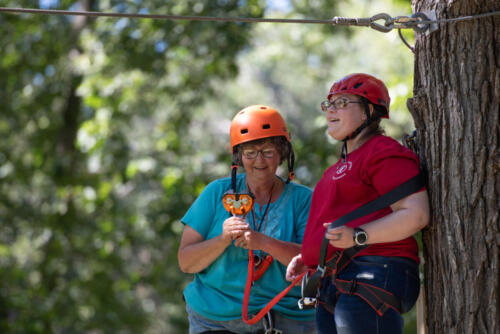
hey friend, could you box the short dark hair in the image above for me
[233,136,291,166]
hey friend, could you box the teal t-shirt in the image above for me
[182,174,315,321]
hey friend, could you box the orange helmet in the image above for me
[230,105,290,153]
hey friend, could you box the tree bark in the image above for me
[408,1,499,333]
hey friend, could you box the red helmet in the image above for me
[230,105,290,153]
[328,73,390,118]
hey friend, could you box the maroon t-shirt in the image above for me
[302,135,423,267]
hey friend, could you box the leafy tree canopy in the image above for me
[0,0,416,332]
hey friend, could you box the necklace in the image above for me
[247,179,275,233]
[247,178,277,266]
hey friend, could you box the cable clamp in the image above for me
[392,11,439,34]
[331,16,370,27]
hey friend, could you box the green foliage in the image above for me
[0,0,419,332]
[0,1,262,332]
[193,0,415,186]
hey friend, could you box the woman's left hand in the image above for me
[286,254,307,282]
[323,224,355,249]
[234,230,264,250]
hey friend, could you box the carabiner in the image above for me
[370,13,394,33]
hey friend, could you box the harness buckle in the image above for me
[298,297,317,310]
[298,270,320,309]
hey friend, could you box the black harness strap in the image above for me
[335,278,402,315]
[318,171,426,268]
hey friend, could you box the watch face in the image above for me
[355,229,367,245]
[356,232,367,244]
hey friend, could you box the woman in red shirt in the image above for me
[286,73,430,333]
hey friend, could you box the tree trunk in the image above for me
[408,1,499,333]
[55,0,94,179]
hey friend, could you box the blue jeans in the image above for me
[186,303,317,334]
[316,256,420,334]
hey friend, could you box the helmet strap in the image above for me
[341,138,349,163]
[341,103,372,162]
[231,163,239,193]
[286,144,295,184]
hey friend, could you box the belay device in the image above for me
[222,166,255,217]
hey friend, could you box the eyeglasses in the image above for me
[242,148,276,159]
[320,97,362,112]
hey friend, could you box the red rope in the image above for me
[242,250,306,325]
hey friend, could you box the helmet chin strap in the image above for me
[341,103,372,163]
[286,143,295,184]
[231,162,239,192]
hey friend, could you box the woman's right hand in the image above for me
[222,216,250,245]
[286,254,306,282]
[178,218,250,274]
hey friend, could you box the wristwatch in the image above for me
[353,227,368,246]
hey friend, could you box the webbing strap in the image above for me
[318,171,425,267]
[301,270,322,300]
[230,165,238,192]
[335,278,402,315]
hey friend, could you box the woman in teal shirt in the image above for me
[178,105,316,334]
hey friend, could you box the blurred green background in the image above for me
[0,0,419,332]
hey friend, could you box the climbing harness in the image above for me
[298,171,426,315]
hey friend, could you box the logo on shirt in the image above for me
[332,161,352,180]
